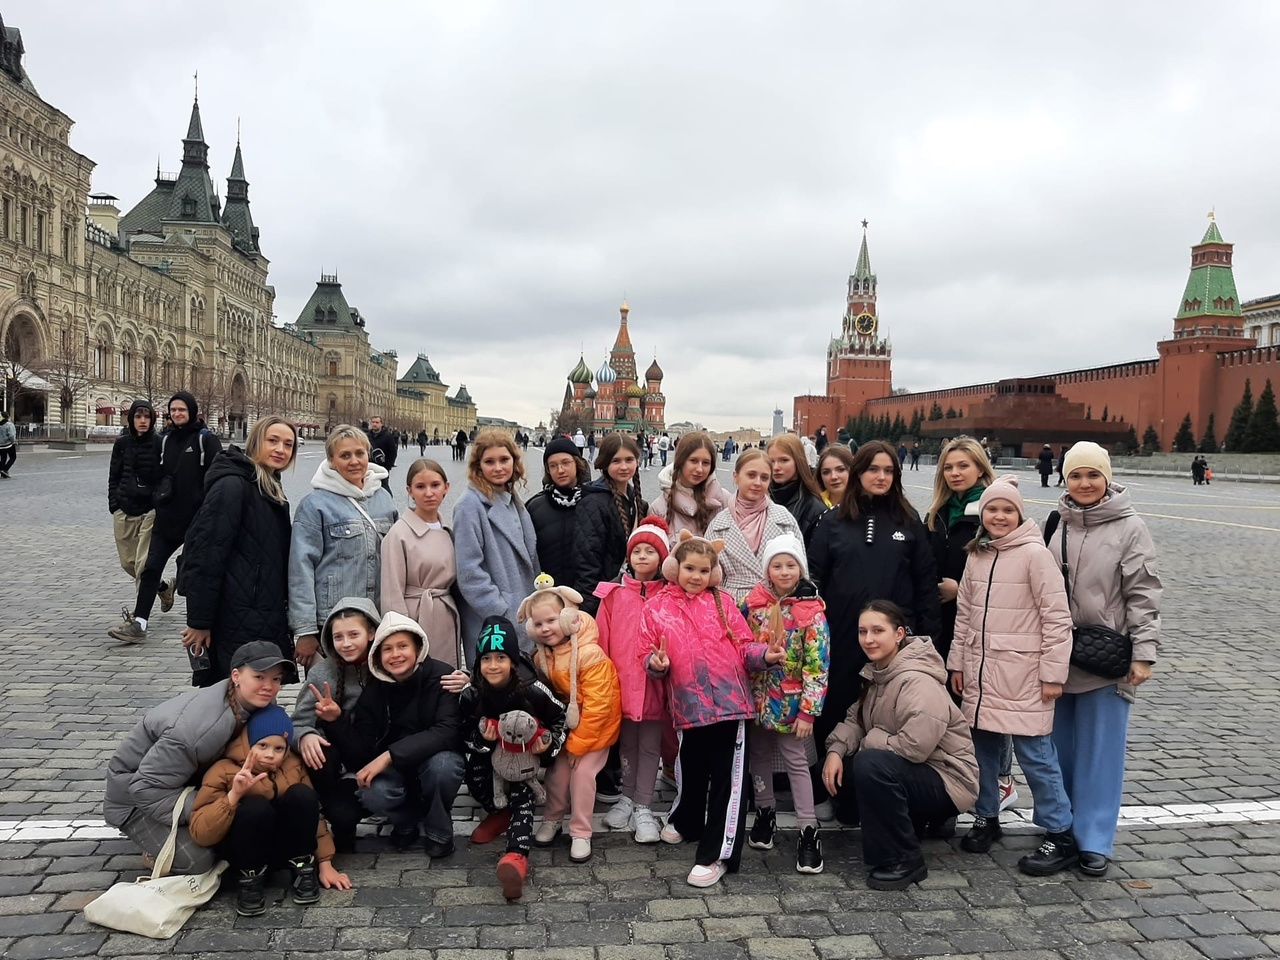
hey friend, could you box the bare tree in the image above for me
[31,332,94,431]
[0,339,34,420]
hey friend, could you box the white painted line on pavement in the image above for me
[56,456,83,460]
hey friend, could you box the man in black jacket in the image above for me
[108,391,221,644]
[108,399,161,591]
[367,415,397,491]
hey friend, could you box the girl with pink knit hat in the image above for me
[948,475,1078,876]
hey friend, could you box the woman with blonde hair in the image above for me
[453,429,540,665]
[289,424,398,671]
[767,434,827,547]
[652,432,729,543]
[705,449,802,600]
[184,416,300,684]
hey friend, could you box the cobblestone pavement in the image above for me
[2,443,1278,958]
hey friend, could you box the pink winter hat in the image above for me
[979,474,1025,520]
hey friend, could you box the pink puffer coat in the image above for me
[595,575,667,722]
[947,519,1072,737]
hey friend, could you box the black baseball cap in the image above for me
[231,641,293,672]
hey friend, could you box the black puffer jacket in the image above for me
[928,503,981,664]
[181,446,293,684]
[769,478,829,548]
[153,419,222,540]
[108,399,160,516]
[807,499,941,734]
[571,477,648,616]
[526,485,581,591]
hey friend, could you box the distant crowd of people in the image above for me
[100,396,1161,917]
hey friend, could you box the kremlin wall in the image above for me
[795,220,1276,457]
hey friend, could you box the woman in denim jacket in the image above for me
[289,425,398,671]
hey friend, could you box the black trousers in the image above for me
[220,784,320,872]
[0,446,15,472]
[834,748,957,868]
[668,720,748,871]
[811,674,863,804]
[308,752,367,840]
[134,531,183,620]
[465,751,535,856]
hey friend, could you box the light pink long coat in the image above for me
[947,519,1072,737]
[380,512,461,668]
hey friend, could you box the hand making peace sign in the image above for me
[648,635,670,674]
[308,682,341,722]
[227,754,267,805]
[763,632,787,666]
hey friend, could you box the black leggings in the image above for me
[219,784,320,871]
[0,446,14,473]
[466,751,535,856]
[308,752,366,840]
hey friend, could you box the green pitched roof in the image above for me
[163,99,221,224]
[1177,222,1240,320]
[220,142,259,253]
[1202,220,1224,244]
[296,276,360,329]
[400,353,442,386]
[853,228,873,280]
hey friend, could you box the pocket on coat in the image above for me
[327,521,363,559]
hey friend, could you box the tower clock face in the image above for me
[854,312,876,336]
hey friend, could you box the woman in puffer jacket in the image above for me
[1046,443,1161,878]
[949,476,1076,877]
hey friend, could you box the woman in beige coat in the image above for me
[381,460,462,668]
[948,475,1077,877]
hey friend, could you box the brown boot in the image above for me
[496,852,527,900]
[470,809,512,845]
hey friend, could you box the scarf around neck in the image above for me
[548,484,582,509]
[942,484,984,529]
[310,459,388,500]
[729,491,770,553]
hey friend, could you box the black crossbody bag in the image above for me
[1056,520,1132,680]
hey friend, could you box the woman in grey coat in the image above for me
[453,429,540,667]
[102,642,291,873]
[288,425,397,670]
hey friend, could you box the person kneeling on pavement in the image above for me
[821,601,978,891]
[189,705,352,916]
[326,612,465,857]
[102,641,292,875]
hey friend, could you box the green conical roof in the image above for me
[853,228,873,280]
[568,354,592,384]
[1176,221,1240,320]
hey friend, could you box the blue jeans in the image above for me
[972,729,1072,833]
[1053,686,1130,856]
[358,751,465,843]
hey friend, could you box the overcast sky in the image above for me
[15,2,1280,431]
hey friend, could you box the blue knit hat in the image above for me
[247,704,294,746]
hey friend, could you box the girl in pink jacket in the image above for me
[641,531,783,889]
[948,476,1077,877]
[595,516,670,844]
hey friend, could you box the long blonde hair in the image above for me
[245,415,298,505]
[926,436,995,531]
[766,434,824,500]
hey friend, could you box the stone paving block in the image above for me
[34,870,117,894]
[4,933,109,959]
[703,916,771,939]
[1130,915,1195,939]
[745,938,819,960]
[811,935,883,959]
[1236,910,1280,934]
[1064,945,1144,960]
[666,944,749,960]
[1140,894,1213,917]
[646,897,708,920]
[866,932,954,956]
[705,893,781,917]
[631,919,705,943]
[1190,935,1272,958]
[335,925,411,949]
[408,925,480,949]
[0,912,71,937]
[1132,943,1210,960]
[96,932,181,956]
[588,899,649,921]
[766,913,836,938]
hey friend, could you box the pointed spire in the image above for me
[853,219,872,279]
[185,96,205,144]
[229,140,246,181]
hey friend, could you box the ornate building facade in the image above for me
[0,16,475,439]
[560,301,666,434]
[794,217,1280,457]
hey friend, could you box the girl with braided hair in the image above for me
[570,433,647,617]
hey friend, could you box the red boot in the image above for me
[470,809,512,845]
[496,852,527,900]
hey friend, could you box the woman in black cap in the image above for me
[102,641,292,874]
[525,437,592,590]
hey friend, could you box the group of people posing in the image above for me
[103,405,1161,912]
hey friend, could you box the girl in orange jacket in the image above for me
[519,577,622,863]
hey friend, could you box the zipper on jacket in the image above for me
[973,551,998,728]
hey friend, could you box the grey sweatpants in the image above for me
[120,810,217,875]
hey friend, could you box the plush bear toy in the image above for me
[483,709,550,809]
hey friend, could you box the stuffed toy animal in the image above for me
[483,710,550,808]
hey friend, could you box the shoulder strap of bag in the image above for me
[350,497,380,534]
[1043,510,1060,545]
[151,786,195,880]
[1059,522,1072,598]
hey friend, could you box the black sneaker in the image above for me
[235,866,268,917]
[1018,831,1079,876]
[796,825,823,874]
[749,806,776,850]
[422,836,455,859]
[389,824,418,850]
[288,855,321,904]
[926,816,957,839]
[960,815,1002,853]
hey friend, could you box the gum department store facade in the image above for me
[795,219,1280,457]
[0,18,475,439]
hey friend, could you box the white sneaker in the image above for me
[687,861,727,887]
[632,806,660,844]
[603,796,635,831]
[533,820,562,846]
[998,776,1019,812]
[660,821,683,844]
[814,800,835,822]
[569,837,592,862]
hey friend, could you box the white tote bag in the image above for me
[84,788,229,939]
